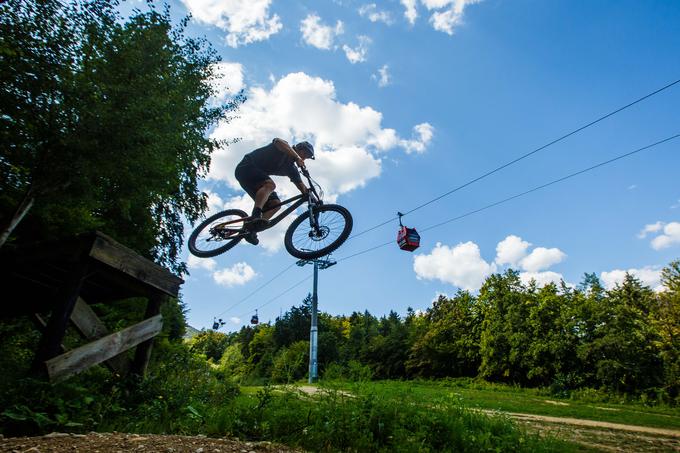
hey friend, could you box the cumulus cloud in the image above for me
[229,317,241,324]
[638,221,664,239]
[495,235,531,266]
[519,271,566,288]
[420,0,481,34]
[343,36,371,63]
[359,4,393,24]
[208,71,433,202]
[187,254,217,271]
[600,267,663,292]
[300,14,344,50]
[209,62,244,106]
[401,0,418,24]
[180,0,282,47]
[651,222,680,250]
[213,262,257,287]
[372,65,391,87]
[413,242,496,291]
[400,123,434,154]
[520,247,567,272]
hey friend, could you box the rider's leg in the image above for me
[253,179,276,211]
[262,193,281,221]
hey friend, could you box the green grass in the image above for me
[204,384,585,452]
[328,380,680,431]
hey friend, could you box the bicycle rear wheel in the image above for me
[188,209,248,258]
[284,204,353,259]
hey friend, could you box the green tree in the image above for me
[478,270,532,383]
[580,273,663,393]
[271,340,309,383]
[652,261,680,399]
[188,330,229,362]
[0,0,243,273]
[407,293,481,378]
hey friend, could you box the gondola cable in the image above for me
[347,77,680,241]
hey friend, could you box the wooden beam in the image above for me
[89,233,183,297]
[70,298,129,375]
[31,261,89,374]
[131,295,165,377]
[45,314,163,382]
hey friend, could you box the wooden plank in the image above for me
[88,233,183,297]
[131,295,165,377]
[45,314,163,383]
[70,298,130,375]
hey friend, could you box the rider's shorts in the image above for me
[235,161,280,207]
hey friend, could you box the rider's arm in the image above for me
[273,138,304,168]
[294,180,309,195]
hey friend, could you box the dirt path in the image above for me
[0,432,302,453]
[477,410,680,452]
[479,409,680,438]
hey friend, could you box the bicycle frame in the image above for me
[216,170,321,236]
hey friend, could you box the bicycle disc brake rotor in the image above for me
[308,225,330,241]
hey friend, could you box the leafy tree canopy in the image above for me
[0,0,244,273]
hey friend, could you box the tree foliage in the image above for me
[0,0,243,273]
[208,260,680,403]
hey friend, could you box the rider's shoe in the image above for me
[247,208,270,231]
[244,231,259,245]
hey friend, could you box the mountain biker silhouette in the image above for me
[234,138,315,245]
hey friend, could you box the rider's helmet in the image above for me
[294,141,315,159]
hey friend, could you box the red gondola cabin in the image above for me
[397,226,420,251]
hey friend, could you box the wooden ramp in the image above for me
[0,231,183,382]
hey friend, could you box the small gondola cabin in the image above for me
[250,311,259,325]
[397,226,420,252]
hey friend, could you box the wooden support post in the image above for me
[131,294,166,377]
[31,261,89,375]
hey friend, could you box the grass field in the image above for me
[226,382,586,452]
[330,380,680,430]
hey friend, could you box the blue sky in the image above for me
[143,0,680,330]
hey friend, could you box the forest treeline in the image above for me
[192,264,680,403]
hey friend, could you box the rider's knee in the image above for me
[261,179,276,191]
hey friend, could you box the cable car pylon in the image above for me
[296,256,337,383]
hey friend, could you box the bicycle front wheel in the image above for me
[188,209,248,258]
[284,204,353,259]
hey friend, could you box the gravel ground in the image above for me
[0,432,303,453]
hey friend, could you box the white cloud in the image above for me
[600,267,663,292]
[651,222,680,250]
[359,4,393,24]
[638,221,664,239]
[300,14,344,50]
[213,262,257,287]
[671,199,680,209]
[343,35,371,63]
[519,271,566,288]
[208,71,432,202]
[372,64,391,87]
[627,184,637,190]
[413,241,496,291]
[229,317,241,324]
[399,123,434,154]
[421,0,481,35]
[495,235,531,266]
[401,0,418,24]
[520,247,566,272]
[187,254,217,271]
[210,62,244,105]
[180,0,282,48]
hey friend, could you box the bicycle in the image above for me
[188,168,353,260]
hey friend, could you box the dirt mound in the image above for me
[0,432,302,453]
